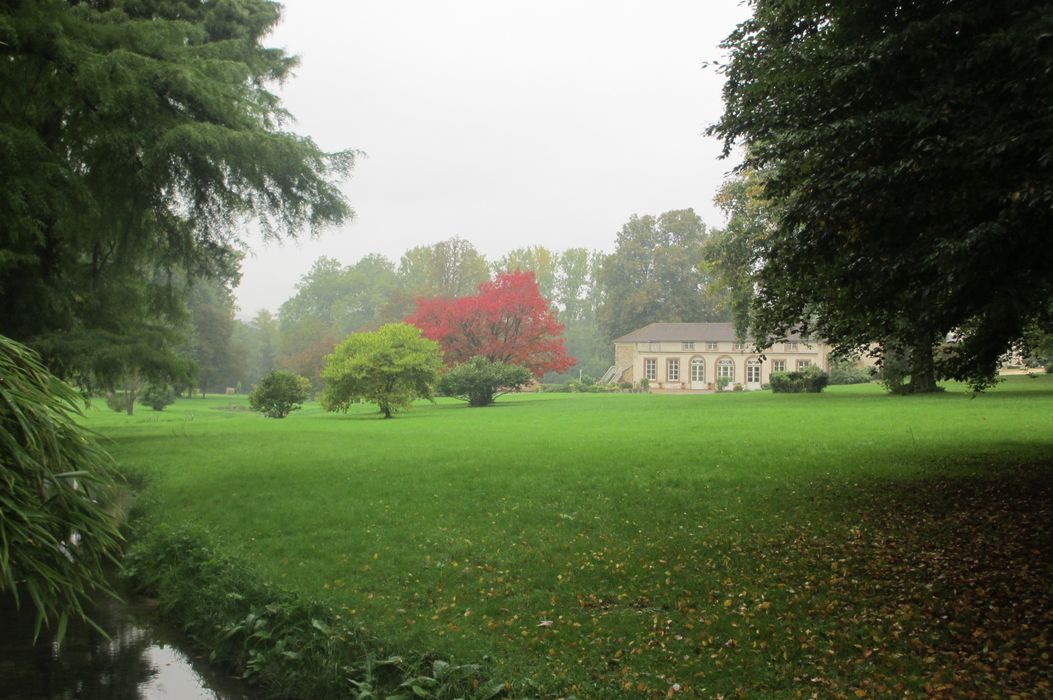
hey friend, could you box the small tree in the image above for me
[104,373,148,415]
[439,357,533,407]
[249,370,311,419]
[321,323,442,419]
[138,384,176,411]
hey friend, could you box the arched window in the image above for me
[717,358,735,381]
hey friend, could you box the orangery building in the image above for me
[610,322,831,392]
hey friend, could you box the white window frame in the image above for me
[772,359,787,373]
[705,341,719,351]
[717,358,735,380]
[682,342,694,350]
[746,359,761,383]
[644,358,657,381]
[797,359,812,370]
[784,342,799,352]
[690,358,705,382]
[667,358,680,381]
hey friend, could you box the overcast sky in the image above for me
[235,0,751,317]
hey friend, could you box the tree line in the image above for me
[200,212,740,399]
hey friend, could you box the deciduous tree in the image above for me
[597,210,729,342]
[709,0,1053,391]
[233,310,281,389]
[321,323,443,419]
[399,238,490,299]
[493,246,558,302]
[276,320,337,390]
[703,170,777,338]
[280,254,400,344]
[408,271,574,377]
[183,278,239,397]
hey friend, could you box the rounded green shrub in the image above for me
[770,366,829,393]
[439,357,532,407]
[249,370,311,418]
[139,384,176,411]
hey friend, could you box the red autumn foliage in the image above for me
[407,270,574,377]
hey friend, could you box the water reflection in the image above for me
[0,594,251,699]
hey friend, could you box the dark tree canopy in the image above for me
[703,170,777,340]
[710,0,1053,390]
[0,0,355,385]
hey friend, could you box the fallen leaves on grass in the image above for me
[523,465,1053,697]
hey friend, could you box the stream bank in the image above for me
[0,591,253,700]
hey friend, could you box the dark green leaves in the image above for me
[0,0,355,383]
[710,0,1053,390]
[0,334,122,643]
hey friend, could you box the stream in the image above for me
[0,592,253,700]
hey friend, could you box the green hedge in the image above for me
[769,366,829,393]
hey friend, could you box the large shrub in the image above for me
[0,334,122,640]
[768,371,798,393]
[249,370,311,418]
[138,384,176,411]
[770,365,829,393]
[438,357,532,407]
[828,360,873,386]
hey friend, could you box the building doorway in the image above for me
[746,358,762,390]
[690,358,705,390]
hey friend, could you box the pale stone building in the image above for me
[611,322,831,392]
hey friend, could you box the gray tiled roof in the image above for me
[615,322,817,344]
[614,322,748,343]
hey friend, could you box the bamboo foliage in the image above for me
[0,334,123,641]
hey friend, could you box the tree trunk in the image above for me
[469,391,494,407]
[907,332,939,393]
[124,391,135,415]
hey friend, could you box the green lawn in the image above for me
[89,378,1053,698]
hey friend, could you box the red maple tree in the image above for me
[407,270,574,377]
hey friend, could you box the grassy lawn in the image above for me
[89,378,1053,698]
